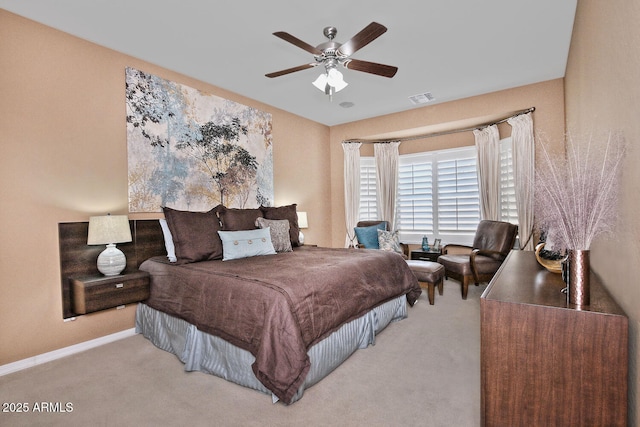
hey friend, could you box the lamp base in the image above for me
[97,243,126,276]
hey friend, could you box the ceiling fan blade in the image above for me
[265,63,317,78]
[345,59,398,78]
[273,31,323,55]
[337,22,388,57]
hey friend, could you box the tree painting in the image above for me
[125,67,273,212]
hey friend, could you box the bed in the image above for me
[129,205,421,404]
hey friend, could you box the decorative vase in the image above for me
[566,249,590,307]
[422,236,429,251]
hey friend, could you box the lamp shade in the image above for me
[297,212,308,229]
[87,215,132,276]
[87,215,132,245]
[297,212,308,245]
[312,74,328,92]
[327,68,347,92]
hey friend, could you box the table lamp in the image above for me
[87,214,132,276]
[297,212,308,245]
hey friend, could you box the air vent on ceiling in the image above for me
[408,92,435,105]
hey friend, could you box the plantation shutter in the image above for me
[359,158,378,221]
[437,154,480,232]
[499,137,519,224]
[397,158,434,233]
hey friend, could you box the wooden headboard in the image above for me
[58,219,166,319]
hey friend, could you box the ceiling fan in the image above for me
[265,22,398,97]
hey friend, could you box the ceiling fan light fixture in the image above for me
[312,67,347,95]
[312,73,328,92]
[327,68,347,92]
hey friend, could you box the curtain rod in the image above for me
[344,107,535,144]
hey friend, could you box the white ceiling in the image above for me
[1,0,577,126]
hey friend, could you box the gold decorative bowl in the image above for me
[535,242,565,274]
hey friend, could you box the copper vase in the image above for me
[566,249,590,307]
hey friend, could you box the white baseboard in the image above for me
[0,328,137,377]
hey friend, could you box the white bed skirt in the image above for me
[135,295,408,403]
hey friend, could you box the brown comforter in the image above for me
[139,246,421,403]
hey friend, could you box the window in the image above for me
[436,152,481,234]
[360,141,516,246]
[396,147,480,244]
[397,157,433,233]
[359,157,377,221]
[499,137,518,224]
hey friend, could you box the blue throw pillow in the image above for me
[217,228,276,261]
[354,222,387,249]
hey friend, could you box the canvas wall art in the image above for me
[125,67,273,212]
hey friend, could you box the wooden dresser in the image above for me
[480,250,628,427]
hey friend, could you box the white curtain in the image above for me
[507,112,535,250]
[473,125,501,221]
[343,142,362,247]
[374,141,401,230]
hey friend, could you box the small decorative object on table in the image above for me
[534,242,565,274]
[421,236,429,251]
[433,238,442,251]
[565,249,590,306]
[534,131,625,308]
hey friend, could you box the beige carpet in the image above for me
[0,279,486,427]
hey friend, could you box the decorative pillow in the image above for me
[255,217,292,253]
[378,229,403,255]
[159,219,177,262]
[354,222,387,249]
[261,204,300,247]
[162,206,223,264]
[217,228,277,261]
[218,207,263,231]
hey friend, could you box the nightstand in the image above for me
[70,271,150,315]
[410,249,442,262]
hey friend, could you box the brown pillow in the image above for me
[261,204,300,246]
[218,207,263,231]
[162,206,223,263]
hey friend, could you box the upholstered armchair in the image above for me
[437,220,518,299]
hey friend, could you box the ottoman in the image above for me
[405,260,445,305]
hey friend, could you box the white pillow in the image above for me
[377,229,403,255]
[159,219,177,262]
[217,228,276,261]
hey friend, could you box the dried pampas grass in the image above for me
[535,131,625,252]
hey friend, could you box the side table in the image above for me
[410,249,442,262]
[70,271,150,315]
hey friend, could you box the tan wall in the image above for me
[0,10,330,365]
[328,79,566,248]
[4,2,635,419]
[564,1,640,423]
